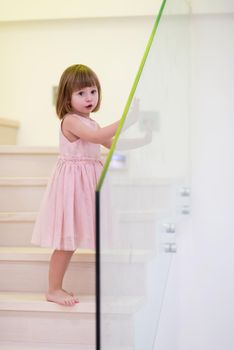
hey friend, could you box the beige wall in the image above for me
[0,0,233,146]
[0,16,155,145]
[0,0,162,21]
[0,0,233,22]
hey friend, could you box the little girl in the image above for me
[31,64,119,306]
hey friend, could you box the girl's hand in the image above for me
[122,98,140,131]
[128,98,140,124]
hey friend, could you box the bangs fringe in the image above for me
[72,67,98,91]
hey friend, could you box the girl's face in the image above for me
[70,85,99,117]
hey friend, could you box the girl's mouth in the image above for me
[86,104,93,109]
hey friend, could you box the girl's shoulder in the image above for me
[64,113,95,122]
[62,113,98,128]
[62,113,84,125]
[63,113,81,120]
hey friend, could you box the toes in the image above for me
[64,296,76,306]
[74,296,79,303]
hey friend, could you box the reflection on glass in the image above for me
[96,0,190,349]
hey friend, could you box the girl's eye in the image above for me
[91,89,97,94]
[78,91,84,96]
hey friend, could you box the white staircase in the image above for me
[0,146,150,350]
[0,146,97,349]
[0,145,180,349]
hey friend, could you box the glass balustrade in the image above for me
[96,0,190,348]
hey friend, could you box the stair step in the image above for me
[0,292,143,314]
[0,246,151,263]
[113,209,169,250]
[0,212,36,222]
[0,177,176,212]
[0,210,168,249]
[0,177,48,186]
[0,178,48,212]
[0,346,133,350]
[0,146,107,178]
[0,292,94,313]
[0,292,141,347]
[0,247,149,295]
[0,212,37,246]
[0,247,95,294]
[0,292,95,345]
[0,146,58,155]
[0,146,58,177]
[110,179,175,211]
[0,246,95,262]
[0,343,96,350]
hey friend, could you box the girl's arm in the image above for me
[96,124,113,149]
[101,138,113,149]
[63,115,119,144]
[122,98,140,132]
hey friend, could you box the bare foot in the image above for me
[62,289,79,303]
[46,289,79,306]
[62,288,73,296]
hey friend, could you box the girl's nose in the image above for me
[86,94,92,101]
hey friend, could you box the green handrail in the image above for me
[96,0,167,191]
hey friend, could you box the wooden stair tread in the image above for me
[0,246,95,262]
[0,343,95,350]
[0,246,152,263]
[0,291,144,314]
[0,177,49,186]
[0,342,133,350]
[0,146,58,155]
[0,292,94,313]
[0,212,37,222]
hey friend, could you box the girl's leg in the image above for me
[46,249,78,306]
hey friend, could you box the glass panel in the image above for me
[96,0,190,349]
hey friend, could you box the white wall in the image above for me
[179,13,234,350]
[191,0,234,14]
[156,13,234,350]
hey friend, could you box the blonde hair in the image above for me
[56,64,101,119]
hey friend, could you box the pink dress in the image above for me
[31,115,103,251]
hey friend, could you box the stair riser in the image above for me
[0,261,146,296]
[0,220,158,249]
[0,154,58,177]
[0,261,95,295]
[111,221,158,250]
[111,185,173,211]
[102,315,134,347]
[0,186,45,212]
[0,184,174,212]
[0,312,133,346]
[0,311,95,345]
[0,222,34,246]
[100,263,146,296]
